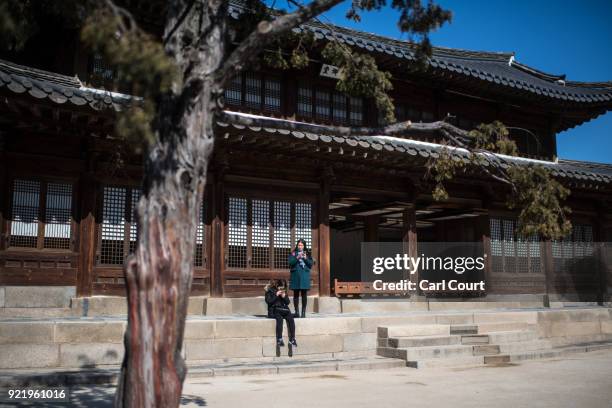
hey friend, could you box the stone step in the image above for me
[461,334,490,345]
[484,341,612,365]
[0,356,406,387]
[0,308,74,318]
[450,322,533,335]
[450,325,478,335]
[487,330,538,343]
[473,344,500,356]
[378,344,474,360]
[497,340,553,354]
[378,324,450,339]
[460,330,538,345]
[406,355,485,369]
[387,335,461,348]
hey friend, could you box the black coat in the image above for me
[265,286,291,318]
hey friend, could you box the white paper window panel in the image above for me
[102,187,127,240]
[11,180,41,237]
[228,197,248,246]
[295,202,312,248]
[251,199,270,247]
[273,201,291,247]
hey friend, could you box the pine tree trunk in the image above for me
[114,1,226,406]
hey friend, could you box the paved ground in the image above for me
[5,350,612,407]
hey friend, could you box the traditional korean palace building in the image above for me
[1,3,611,305]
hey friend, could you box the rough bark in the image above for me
[110,0,414,406]
[114,1,227,406]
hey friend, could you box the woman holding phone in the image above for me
[288,238,313,318]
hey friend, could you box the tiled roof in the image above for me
[218,111,612,186]
[228,2,612,107]
[0,59,134,111]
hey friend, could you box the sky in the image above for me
[280,0,612,164]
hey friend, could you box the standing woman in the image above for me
[288,238,313,318]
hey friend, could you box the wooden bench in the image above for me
[333,278,409,297]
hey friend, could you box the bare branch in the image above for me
[163,0,197,45]
[102,0,138,34]
[216,0,344,86]
[221,110,474,137]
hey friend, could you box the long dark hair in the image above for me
[293,238,309,256]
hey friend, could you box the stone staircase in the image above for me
[377,321,612,368]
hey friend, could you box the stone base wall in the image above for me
[1,307,611,370]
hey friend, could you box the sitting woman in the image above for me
[264,279,298,347]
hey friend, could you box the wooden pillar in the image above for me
[0,133,6,251]
[364,215,380,242]
[318,167,333,297]
[76,152,98,297]
[541,239,554,307]
[594,212,607,305]
[210,162,227,298]
[402,206,418,292]
[477,214,491,295]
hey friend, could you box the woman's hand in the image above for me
[276,290,282,296]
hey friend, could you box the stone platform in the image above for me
[1,305,611,383]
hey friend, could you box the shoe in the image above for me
[294,311,300,318]
[289,338,298,347]
[301,308,306,318]
[277,338,285,347]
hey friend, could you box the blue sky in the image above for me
[281,0,612,163]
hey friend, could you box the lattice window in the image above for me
[9,179,41,248]
[295,202,312,249]
[552,224,594,273]
[9,179,74,250]
[273,201,291,269]
[99,186,141,265]
[224,75,242,106]
[43,182,73,249]
[91,53,114,80]
[194,201,206,267]
[264,77,282,112]
[490,217,541,274]
[332,92,347,123]
[297,85,313,117]
[349,96,363,125]
[226,197,313,269]
[251,199,270,268]
[245,72,262,110]
[100,187,126,265]
[315,89,331,121]
[228,197,248,268]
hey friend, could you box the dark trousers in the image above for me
[293,289,308,314]
[273,308,295,339]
